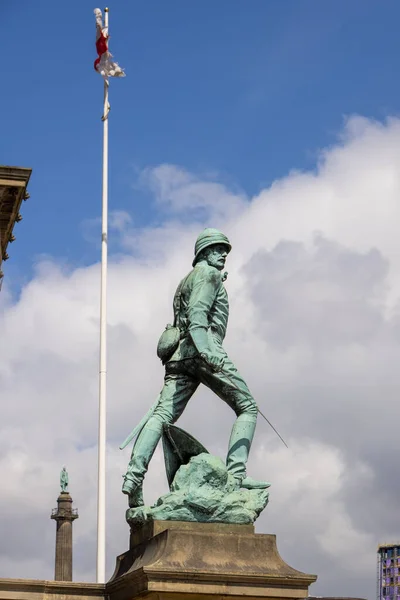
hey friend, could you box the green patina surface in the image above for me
[126,453,269,526]
[121,229,270,522]
[60,467,68,493]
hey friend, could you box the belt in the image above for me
[179,328,223,344]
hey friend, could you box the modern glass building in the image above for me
[377,543,400,600]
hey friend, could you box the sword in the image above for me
[120,366,289,450]
[210,362,289,449]
[119,393,160,450]
[257,407,288,448]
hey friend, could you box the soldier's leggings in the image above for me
[124,352,258,488]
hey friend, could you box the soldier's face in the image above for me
[205,244,229,270]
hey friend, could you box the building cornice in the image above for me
[0,165,32,282]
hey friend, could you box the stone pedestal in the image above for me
[107,521,317,600]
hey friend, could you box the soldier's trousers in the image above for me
[124,352,258,490]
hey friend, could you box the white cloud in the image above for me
[139,163,247,220]
[2,115,400,598]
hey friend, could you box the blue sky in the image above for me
[3,0,400,288]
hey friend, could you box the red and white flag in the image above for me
[94,8,125,78]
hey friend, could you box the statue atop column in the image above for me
[121,228,272,525]
[60,466,69,494]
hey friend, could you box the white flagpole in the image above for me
[96,5,109,584]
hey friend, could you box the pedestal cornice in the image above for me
[108,521,317,600]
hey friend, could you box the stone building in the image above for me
[0,165,31,286]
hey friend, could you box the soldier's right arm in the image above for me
[187,266,223,370]
[187,266,220,330]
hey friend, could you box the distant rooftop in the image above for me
[378,542,400,551]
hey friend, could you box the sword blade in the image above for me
[257,407,289,448]
[215,368,289,449]
[119,394,161,450]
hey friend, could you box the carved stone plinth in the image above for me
[107,520,317,600]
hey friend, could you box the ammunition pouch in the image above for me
[156,324,181,364]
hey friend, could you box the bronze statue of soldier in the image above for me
[122,228,270,507]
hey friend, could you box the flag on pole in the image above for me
[94,8,125,78]
[93,6,125,583]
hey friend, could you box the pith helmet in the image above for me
[192,228,232,266]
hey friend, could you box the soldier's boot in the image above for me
[122,479,144,508]
[122,421,162,507]
[226,414,271,490]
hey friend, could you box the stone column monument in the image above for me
[50,468,79,581]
